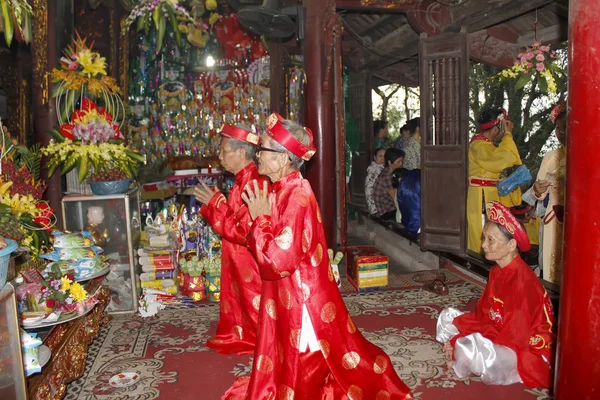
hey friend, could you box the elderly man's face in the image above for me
[257,136,286,179]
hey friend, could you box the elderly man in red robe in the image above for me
[437,200,555,389]
[223,113,412,399]
[194,124,269,355]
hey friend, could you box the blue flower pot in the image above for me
[88,179,131,195]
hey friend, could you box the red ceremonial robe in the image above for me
[200,162,269,355]
[450,255,555,388]
[223,171,412,400]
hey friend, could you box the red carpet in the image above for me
[66,270,551,400]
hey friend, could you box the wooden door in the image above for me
[348,72,373,206]
[419,31,469,254]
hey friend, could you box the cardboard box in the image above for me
[346,246,388,292]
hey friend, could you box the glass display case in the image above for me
[61,189,141,314]
[0,283,27,400]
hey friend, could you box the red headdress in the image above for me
[486,201,531,252]
[550,101,567,125]
[265,112,316,161]
[480,107,508,131]
[220,123,260,145]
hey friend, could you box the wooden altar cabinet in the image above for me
[26,278,111,399]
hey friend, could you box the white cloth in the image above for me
[436,307,523,386]
[299,304,319,353]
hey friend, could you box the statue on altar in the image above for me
[86,206,109,247]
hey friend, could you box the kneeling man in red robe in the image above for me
[437,201,555,388]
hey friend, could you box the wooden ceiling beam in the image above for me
[452,0,555,33]
[371,61,419,87]
[357,15,399,37]
[516,24,568,47]
[336,0,418,12]
[356,24,420,70]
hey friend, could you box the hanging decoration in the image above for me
[0,0,32,46]
[490,11,564,95]
[126,4,270,162]
[123,0,194,53]
[50,33,125,128]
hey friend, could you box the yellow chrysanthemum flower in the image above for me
[69,282,88,302]
[206,0,217,11]
[209,12,220,25]
[61,276,72,292]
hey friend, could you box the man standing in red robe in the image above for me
[223,113,412,399]
[437,201,555,388]
[194,124,269,355]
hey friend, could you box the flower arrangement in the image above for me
[39,272,89,314]
[43,99,144,183]
[491,41,564,95]
[51,33,124,126]
[0,0,32,46]
[21,264,95,316]
[0,119,53,258]
[123,0,195,52]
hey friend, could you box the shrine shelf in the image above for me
[26,277,111,399]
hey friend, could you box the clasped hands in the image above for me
[241,180,270,220]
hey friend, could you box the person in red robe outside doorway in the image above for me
[436,200,555,388]
[222,112,412,400]
[194,124,269,355]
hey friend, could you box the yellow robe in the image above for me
[534,147,566,284]
[467,132,523,254]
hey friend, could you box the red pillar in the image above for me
[555,2,600,398]
[303,0,337,246]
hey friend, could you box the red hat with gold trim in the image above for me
[486,201,531,252]
[265,112,316,161]
[220,123,260,146]
[480,107,508,131]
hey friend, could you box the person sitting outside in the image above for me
[400,118,421,170]
[365,148,386,215]
[373,120,389,149]
[436,201,554,389]
[467,107,522,254]
[393,123,411,150]
[390,168,403,224]
[373,148,404,220]
[396,168,421,235]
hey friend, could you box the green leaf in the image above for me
[78,154,89,182]
[167,7,181,46]
[537,73,548,93]
[514,73,531,91]
[60,152,79,175]
[153,6,161,30]
[48,128,66,142]
[46,158,61,177]
[125,149,145,163]
[144,14,150,35]
[137,12,145,32]
[157,13,166,53]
